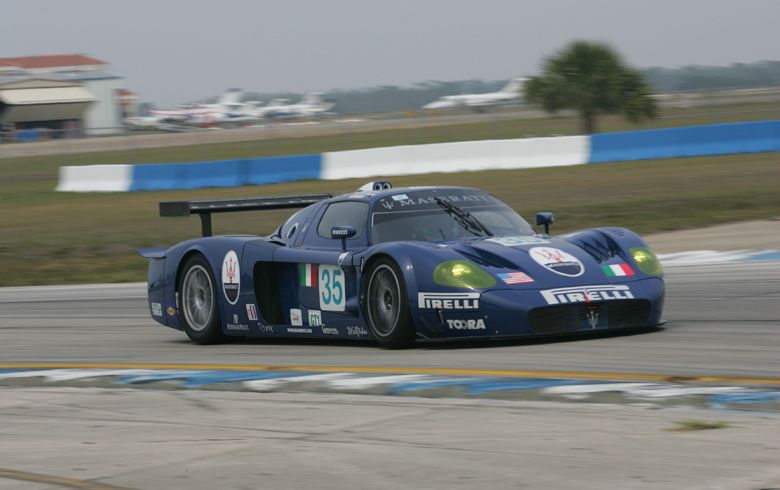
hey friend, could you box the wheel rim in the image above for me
[182,265,214,332]
[367,264,401,337]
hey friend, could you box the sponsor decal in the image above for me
[257,324,275,334]
[221,250,240,305]
[319,265,345,312]
[287,327,313,334]
[322,327,339,335]
[308,309,322,327]
[497,271,534,284]
[529,247,584,277]
[150,302,163,317]
[289,308,303,326]
[391,193,409,201]
[540,285,634,305]
[418,292,480,310]
[601,263,635,277]
[246,304,258,321]
[226,313,249,331]
[299,263,318,287]
[446,319,486,330]
[346,326,368,336]
[486,236,550,247]
[166,305,176,316]
[338,252,349,266]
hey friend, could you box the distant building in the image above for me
[0,54,134,136]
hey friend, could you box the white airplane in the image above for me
[126,89,260,129]
[256,93,335,119]
[423,78,527,110]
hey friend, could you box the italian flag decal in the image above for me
[299,263,318,287]
[602,263,635,277]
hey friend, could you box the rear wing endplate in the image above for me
[159,193,331,237]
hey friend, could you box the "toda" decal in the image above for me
[540,285,634,305]
[418,292,480,310]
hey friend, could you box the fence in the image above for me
[56,120,780,192]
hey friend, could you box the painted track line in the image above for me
[2,362,779,385]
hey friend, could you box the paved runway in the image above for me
[1,262,777,379]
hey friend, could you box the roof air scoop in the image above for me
[358,181,392,192]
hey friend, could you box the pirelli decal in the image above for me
[540,285,634,305]
[418,292,480,310]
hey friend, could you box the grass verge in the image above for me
[1,150,778,286]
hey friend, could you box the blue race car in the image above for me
[140,182,665,348]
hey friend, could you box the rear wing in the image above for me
[159,193,331,237]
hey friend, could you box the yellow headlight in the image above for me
[630,247,664,276]
[451,262,470,277]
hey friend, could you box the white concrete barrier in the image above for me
[55,164,133,192]
[320,135,590,180]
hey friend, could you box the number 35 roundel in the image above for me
[318,265,345,312]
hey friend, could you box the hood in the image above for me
[446,233,636,288]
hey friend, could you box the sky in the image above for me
[3,0,780,106]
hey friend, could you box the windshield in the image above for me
[371,189,534,243]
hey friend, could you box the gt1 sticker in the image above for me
[418,292,480,310]
[529,247,584,277]
[446,319,486,330]
[150,302,163,317]
[308,309,322,326]
[246,304,258,321]
[485,236,549,247]
[222,250,240,305]
[290,308,303,326]
[540,285,634,305]
[319,265,345,312]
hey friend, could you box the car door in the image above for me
[272,200,369,329]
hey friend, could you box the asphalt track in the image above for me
[1,262,778,380]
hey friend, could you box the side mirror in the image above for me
[331,225,357,251]
[535,212,555,235]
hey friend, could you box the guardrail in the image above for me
[56,120,780,192]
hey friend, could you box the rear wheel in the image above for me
[365,258,415,348]
[179,255,223,344]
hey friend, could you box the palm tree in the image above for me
[525,41,657,134]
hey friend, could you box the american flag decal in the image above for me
[497,271,534,284]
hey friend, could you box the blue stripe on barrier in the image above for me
[127,154,323,191]
[589,120,780,163]
[467,379,578,394]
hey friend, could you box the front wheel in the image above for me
[178,255,223,344]
[365,259,415,348]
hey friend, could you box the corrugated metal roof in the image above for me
[0,86,95,105]
[0,54,106,69]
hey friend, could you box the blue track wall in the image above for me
[589,120,780,163]
[128,154,322,191]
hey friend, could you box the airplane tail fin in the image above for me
[501,78,526,94]
[217,89,243,107]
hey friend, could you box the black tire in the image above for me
[364,258,415,348]
[178,255,223,344]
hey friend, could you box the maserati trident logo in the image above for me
[221,250,240,305]
[585,307,599,329]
